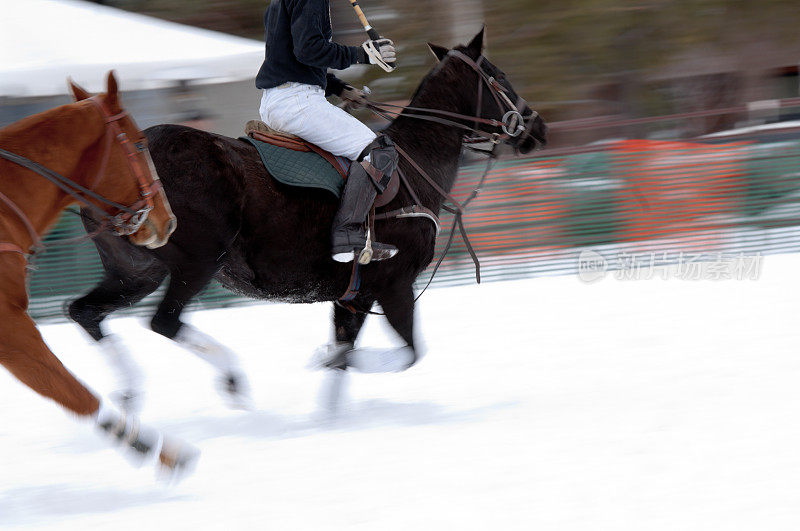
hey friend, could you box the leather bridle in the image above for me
[338,50,543,313]
[365,49,539,151]
[0,95,163,255]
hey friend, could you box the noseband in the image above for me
[0,97,162,256]
[448,50,536,147]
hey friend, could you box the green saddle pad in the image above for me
[240,136,346,198]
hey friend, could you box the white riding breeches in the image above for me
[259,83,376,161]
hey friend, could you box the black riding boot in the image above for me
[331,135,399,264]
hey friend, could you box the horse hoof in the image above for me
[158,438,200,480]
[345,346,417,373]
[308,342,352,371]
[218,372,253,410]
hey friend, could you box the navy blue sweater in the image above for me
[256,0,361,96]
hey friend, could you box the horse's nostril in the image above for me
[166,217,177,236]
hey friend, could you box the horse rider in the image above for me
[256,0,399,263]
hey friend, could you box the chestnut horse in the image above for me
[0,72,194,473]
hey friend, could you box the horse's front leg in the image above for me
[1,254,100,415]
[311,298,372,414]
[374,280,419,370]
[319,283,418,373]
[0,254,196,475]
[311,300,372,370]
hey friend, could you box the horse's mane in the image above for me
[405,45,471,107]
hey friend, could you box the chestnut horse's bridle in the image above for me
[0,95,162,256]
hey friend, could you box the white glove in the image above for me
[361,38,396,72]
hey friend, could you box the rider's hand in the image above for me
[358,38,396,72]
[340,85,368,110]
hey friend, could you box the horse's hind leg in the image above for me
[68,263,168,411]
[150,263,251,408]
[0,254,196,473]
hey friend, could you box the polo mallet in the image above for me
[348,0,396,71]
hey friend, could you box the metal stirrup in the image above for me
[358,227,374,265]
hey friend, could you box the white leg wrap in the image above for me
[174,324,240,373]
[345,346,417,373]
[317,369,349,415]
[96,400,198,476]
[308,342,352,370]
[95,400,163,465]
[309,344,417,373]
[98,335,145,400]
[174,324,252,409]
[95,399,125,430]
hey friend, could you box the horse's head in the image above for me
[427,27,547,154]
[68,72,176,248]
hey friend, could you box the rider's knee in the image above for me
[358,133,395,161]
[358,134,398,192]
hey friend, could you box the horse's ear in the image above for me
[466,26,486,58]
[427,42,449,62]
[105,71,120,110]
[68,78,91,102]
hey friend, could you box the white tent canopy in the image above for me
[0,0,265,97]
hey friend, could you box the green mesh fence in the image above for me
[27,214,248,322]
[26,136,800,321]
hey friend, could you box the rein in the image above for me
[365,50,532,144]
[339,50,536,314]
[0,96,160,257]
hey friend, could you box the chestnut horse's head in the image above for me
[68,72,176,248]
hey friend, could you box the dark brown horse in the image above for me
[69,30,547,408]
[0,72,195,473]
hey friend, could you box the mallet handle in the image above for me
[349,0,393,67]
[349,0,377,37]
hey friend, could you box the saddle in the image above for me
[244,120,399,207]
[245,120,350,180]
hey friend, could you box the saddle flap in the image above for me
[374,169,399,208]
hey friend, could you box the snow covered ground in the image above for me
[2,253,800,530]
